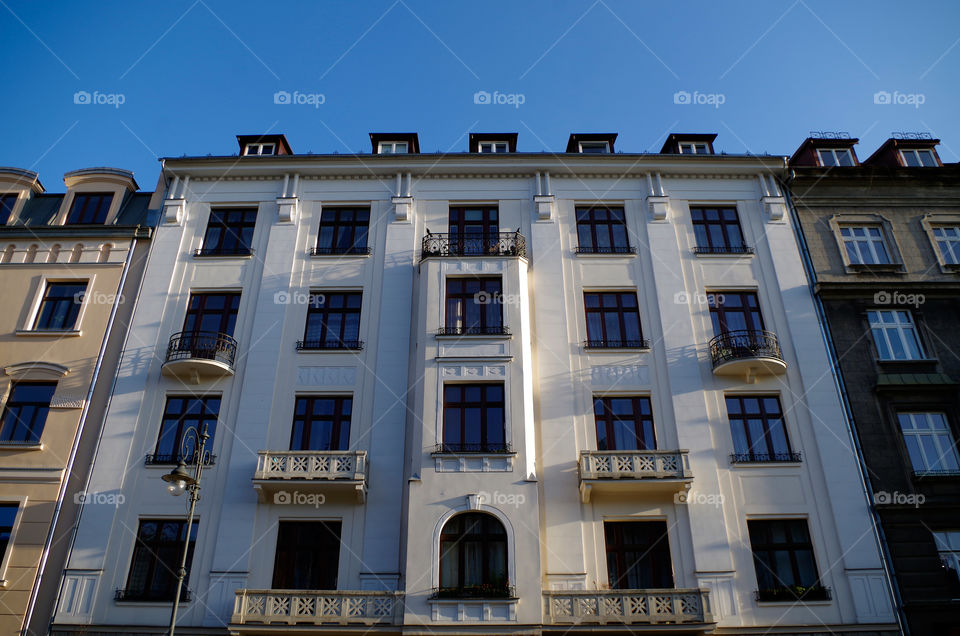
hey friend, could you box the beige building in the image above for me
[0,166,158,635]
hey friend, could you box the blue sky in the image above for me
[2,0,958,192]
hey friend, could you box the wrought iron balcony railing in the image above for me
[575,245,637,255]
[296,339,364,351]
[437,326,510,336]
[194,246,253,257]
[164,331,238,369]
[693,245,754,255]
[421,231,526,258]
[543,589,710,624]
[145,453,217,466]
[730,451,802,464]
[709,330,783,368]
[433,442,513,454]
[310,245,372,256]
[232,590,403,625]
[583,339,650,350]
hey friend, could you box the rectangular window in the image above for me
[840,226,891,264]
[816,148,854,167]
[0,193,17,224]
[448,206,500,255]
[898,412,960,474]
[933,531,960,592]
[300,291,362,350]
[594,396,656,451]
[726,395,795,462]
[868,310,924,360]
[583,291,644,348]
[272,521,341,590]
[0,383,56,444]
[932,226,960,265]
[183,292,241,336]
[579,141,610,154]
[33,281,86,330]
[290,396,352,451]
[244,143,275,156]
[444,278,503,335]
[315,207,370,255]
[478,141,509,153]
[442,384,506,452]
[604,521,673,589]
[576,206,632,254]
[198,208,257,256]
[709,291,764,335]
[748,519,825,601]
[378,141,408,154]
[0,504,18,566]
[678,142,710,154]
[123,519,197,601]
[152,396,220,464]
[66,193,113,224]
[900,148,938,167]
[691,207,747,253]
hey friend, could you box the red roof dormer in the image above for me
[236,134,293,156]
[863,134,941,167]
[789,133,859,167]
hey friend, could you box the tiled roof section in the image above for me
[14,194,63,226]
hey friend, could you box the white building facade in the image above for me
[50,133,897,635]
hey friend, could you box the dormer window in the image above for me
[579,141,610,154]
[899,148,938,167]
[244,143,275,156]
[378,142,408,154]
[678,142,710,155]
[66,193,113,225]
[0,193,17,224]
[478,141,509,153]
[817,148,855,167]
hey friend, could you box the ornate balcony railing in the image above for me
[693,245,754,255]
[310,245,372,256]
[255,450,367,481]
[543,589,710,625]
[575,245,637,255]
[296,339,364,351]
[437,325,510,336]
[194,246,253,257]
[145,453,217,466]
[421,231,526,258]
[580,450,689,480]
[433,442,513,454]
[164,331,238,369]
[709,330,783,368]
[431,584,515,599]
[731,451,802,464]
[583,339,650,350]
[232,590,403,625]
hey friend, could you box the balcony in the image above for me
[231,590,402,626]
[579,450,692,502]
[543,589,711,626]
[253,450,367,503]
[731,451,802,464]
[421,231,526,259]
[708,330,786,382]
[161,331,238,383]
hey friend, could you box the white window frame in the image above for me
[899,148,937,167]
[897,413,960,474]
[478,141,509,154]
[578,141,610,154]
[816,148,854,167]
[840,225,891,264]
[678,142,709,155]
[0,497,26,586]
[244,143,275,156]
[378,141,408,154]
[933,530,960,581]
[867,309,925,361]
[18,276,92,336]
[931,226,960,265]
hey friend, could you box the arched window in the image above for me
[439,513,509,597]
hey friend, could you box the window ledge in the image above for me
[693,251,755,259]
[730,461,801,468]
[431,450,517,457]
[573,251,637,258]
[0,443,43,451]
[296,348,365,354]
[15,329,81,337]
[847,263,904,273]
[582,347,651,353]
[435,333,512,340]
[876,358,938,364]
[309,251,373,259]
[756,599,832,607]
[194,250,253,259]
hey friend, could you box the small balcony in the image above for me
[579,450,692,502]
[231,590,403,626]
[421,231,526,259]
[543,589,712,626]
[253,450,367,503]
[161,331,238,383]
[708,330,786,382]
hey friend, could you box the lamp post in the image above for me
[161,423,210,636]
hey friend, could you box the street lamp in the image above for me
[161,423,210,636]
